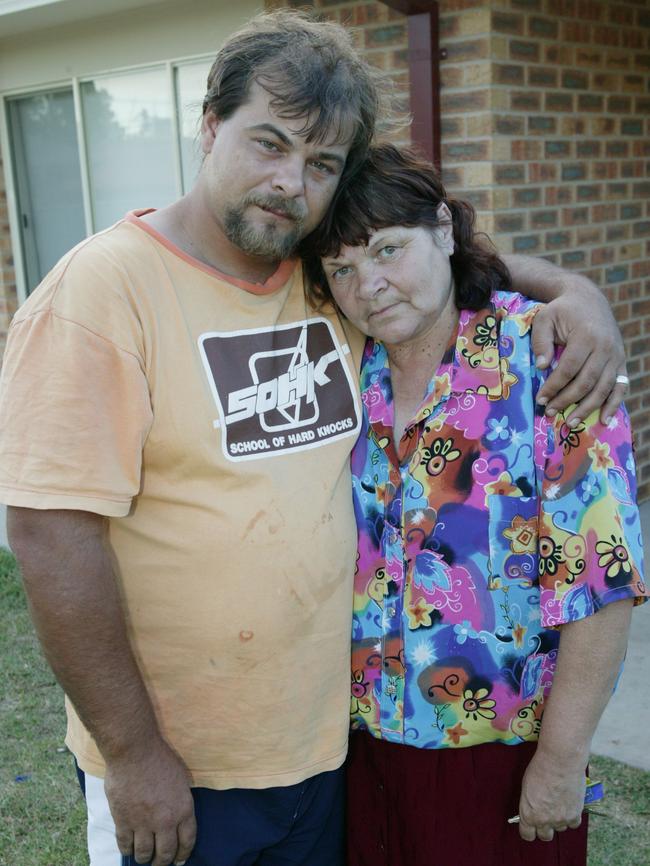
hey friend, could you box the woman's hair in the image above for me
[301,144,511,309]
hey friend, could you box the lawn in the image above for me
[0,547,86,865]
[1,547,648,865]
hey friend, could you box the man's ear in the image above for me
[200,109,220,155]
[434,202,454,256]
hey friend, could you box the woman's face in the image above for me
[321,221,455,346]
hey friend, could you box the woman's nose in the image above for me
[357,265,388,300]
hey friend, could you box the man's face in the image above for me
[198,83,351,261]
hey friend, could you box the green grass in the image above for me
[587,754,650,866]
[1,548,649,865]
[0,547,86,865]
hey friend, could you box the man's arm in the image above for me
[517,599,634,842]
[8,507,196,866]
[504,254,627,427]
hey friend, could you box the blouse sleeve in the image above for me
[535,397,646,627]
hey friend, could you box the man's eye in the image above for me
[257,139,279,152]
[378,245,398,259]
[310,160,334,175]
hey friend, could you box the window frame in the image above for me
[1,51,213,302]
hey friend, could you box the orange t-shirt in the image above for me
[0,212,364,789]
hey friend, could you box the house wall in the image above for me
[0,0,262,92]
[1,0,650,492]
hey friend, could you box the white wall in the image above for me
[0,0,262,93]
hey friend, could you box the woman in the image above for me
[302,145,647,866]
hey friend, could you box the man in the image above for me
[0,11,628,866]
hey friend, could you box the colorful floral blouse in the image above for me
[350,291,646,750]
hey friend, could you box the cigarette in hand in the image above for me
[507,778,604,824]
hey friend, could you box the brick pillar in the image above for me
[0,155,18,358]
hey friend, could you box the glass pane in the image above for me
[81,68,176,229]
[8,90,85,290]
[175,60,212,193]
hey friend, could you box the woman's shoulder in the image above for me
[492,289,543,318]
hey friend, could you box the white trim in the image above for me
[0,52,214,99]
[0,95,28,304]
[0,0,61,13]
[72,77,94,236]
[167,61,184,199]
[0,78,72,99]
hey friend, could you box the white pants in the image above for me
[84,772,122,866]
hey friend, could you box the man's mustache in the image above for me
[245,193,306,223]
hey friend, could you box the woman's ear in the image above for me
[434,203,455,256]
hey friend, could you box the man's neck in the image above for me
[141,194,282,286]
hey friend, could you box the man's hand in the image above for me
[531,285,627,427]
[7,506,196,866]
[517,751,585,843]
[105,736,197,866]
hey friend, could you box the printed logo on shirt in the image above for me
[198,318,361,461]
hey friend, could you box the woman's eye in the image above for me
[378,245,398,259]
[258,139,279,152]
[331,266,353,281]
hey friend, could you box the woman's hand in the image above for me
[531,285,627,427]
[517,750,586,842]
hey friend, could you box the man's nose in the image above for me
[271,155,306,198]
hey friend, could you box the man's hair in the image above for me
[301,144,512,310]
[202,10,388,174]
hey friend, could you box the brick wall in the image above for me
[438,0,650,497]
[0,158,18,359]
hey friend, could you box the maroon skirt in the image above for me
[346,732,588,866]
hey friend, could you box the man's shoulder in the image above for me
[13,217,156,325]
[7,217,162,353]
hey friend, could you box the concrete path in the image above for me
[0,501,648,769]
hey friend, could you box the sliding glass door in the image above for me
[7,89,85,292]
[5,57,212,297]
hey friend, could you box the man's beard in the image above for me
[223,193,306,260]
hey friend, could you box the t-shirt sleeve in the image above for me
[0,308,153,517]
[535,401,646,627]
